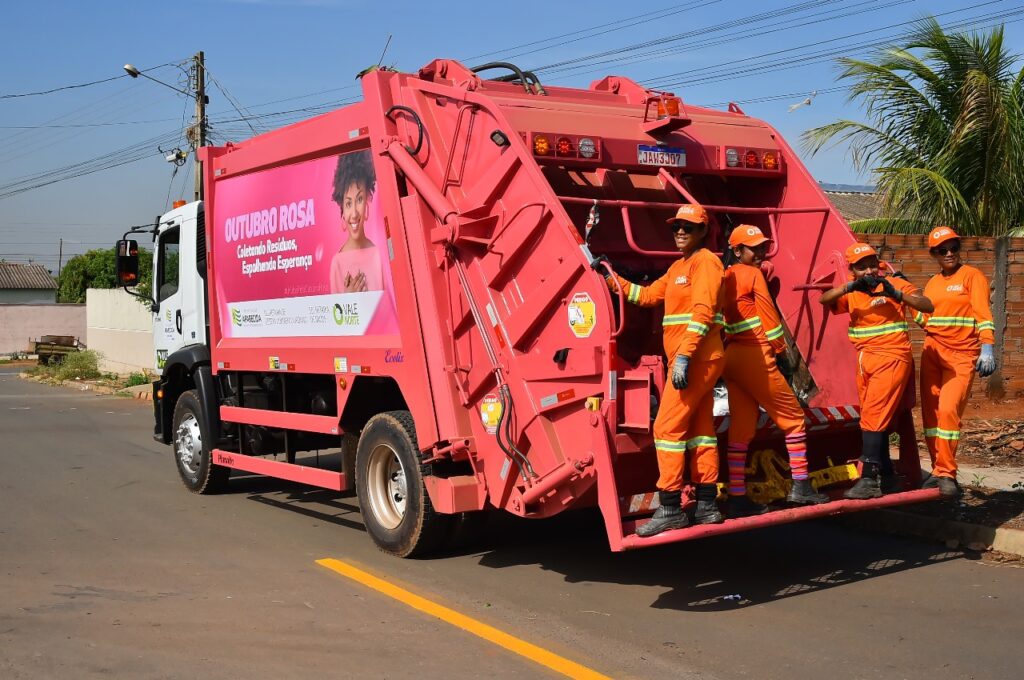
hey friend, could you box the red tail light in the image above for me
[555,137,574,157]
[744,150,761,168]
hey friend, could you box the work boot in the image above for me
[787,478,829,505]
[692,484,724,525]
[844,476,882,500]
[936,476,961,499]
[880,473,904,494]
[725,495,768,518]
[920,473,939,489]
[636,504,689,537]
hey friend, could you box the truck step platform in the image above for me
[619,488,941,550]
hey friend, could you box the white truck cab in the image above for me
[151,201,207,370]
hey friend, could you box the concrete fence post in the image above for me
[987,236,1009,399]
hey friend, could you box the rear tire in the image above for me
[172,389,229,494]
[355,411,450,557]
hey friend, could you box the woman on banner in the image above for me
[330,151,383,294]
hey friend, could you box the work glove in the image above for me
[975,344,996,378]
[590,254,611,272]
[870,277,904,303]
[671,354,690,390]
[846,274,880,294]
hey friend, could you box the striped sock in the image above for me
[786,431,809,480]
[727,442,748,496]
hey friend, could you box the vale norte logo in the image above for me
[333,302,360,326]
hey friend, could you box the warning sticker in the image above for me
[334,357,348,373]
[567,291,596,338]
[480,393,503,435]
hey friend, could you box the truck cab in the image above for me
[151,201,207,371]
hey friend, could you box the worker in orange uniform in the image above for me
[598,204,725,536]
[915,227,997,498]
[721,225,828,517]
[820,243,933,499]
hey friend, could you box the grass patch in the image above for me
[125,372,150,387]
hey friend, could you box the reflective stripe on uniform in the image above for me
[913,312,926,326]
[627,283,641,304]
[924,427,960,441]
[723,316,762,334]
[764,324,784,340]
[925,316,977,328]
[848,321,909,338]
[686,436,719,449]
[654,439,687,453]
[663,313,692,327]
[977,321,995,332]
[687,321,710,336]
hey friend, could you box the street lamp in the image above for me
[123,63,195,98]
[123,55,207,201]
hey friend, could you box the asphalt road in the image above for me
[2,370,1022,679]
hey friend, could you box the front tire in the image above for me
[355,411,450,557]
[173,389,229,494]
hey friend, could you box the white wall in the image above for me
[0,304,86,354]
[86,289,154,374]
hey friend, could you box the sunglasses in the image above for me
[670,221,702,234]
[932,243,961,256]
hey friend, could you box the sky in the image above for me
[2,0,1022,272]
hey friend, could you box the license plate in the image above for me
[637,144,686,167]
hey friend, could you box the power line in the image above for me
[0,61,179,99]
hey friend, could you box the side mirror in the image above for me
[116,239,140,287]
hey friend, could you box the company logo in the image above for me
[165,309,172,322]
[384,349,404,364]
[674,275,689,285]
[333,302,360,326]
[230,306,262,326]
[870,297,889,307]
[156,349,168,369]
[946,284,964,293]
[746,227,760,236]
[853,246,870,256]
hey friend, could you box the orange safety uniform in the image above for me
[914,264,994,478]
[721,263,808,494]
[833,275,920,433]
[613,247,724,491]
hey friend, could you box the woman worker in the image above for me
[720,225,828,517]
[820,243,933,499]
[602,204,725,536]
[915,227,997,498]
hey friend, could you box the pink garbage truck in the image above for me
[116,59,938,557]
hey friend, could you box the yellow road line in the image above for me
[316,558,612,680]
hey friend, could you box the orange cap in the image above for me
[728,224,770,248]
[928,226,959,249]
[845,242,877,264]
[666,204,708,225]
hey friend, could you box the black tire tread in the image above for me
[173,389,229,495]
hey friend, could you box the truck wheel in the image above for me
[355,411,450,557]
[173,389,229,494]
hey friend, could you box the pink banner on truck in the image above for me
[213,150,398,338]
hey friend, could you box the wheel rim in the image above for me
[175,413,203,477]
[365,443,408,530]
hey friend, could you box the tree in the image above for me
[57,247,153,303]
[803,18,1024,236]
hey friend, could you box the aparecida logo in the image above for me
[231,307,261,326]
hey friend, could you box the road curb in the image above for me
[842,508,1024,557]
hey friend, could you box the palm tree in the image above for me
[804,18,1024,237]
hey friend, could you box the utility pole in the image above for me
[193,51,207,202]
[57,238,63,281]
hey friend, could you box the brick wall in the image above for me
[862,234,1024,399]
